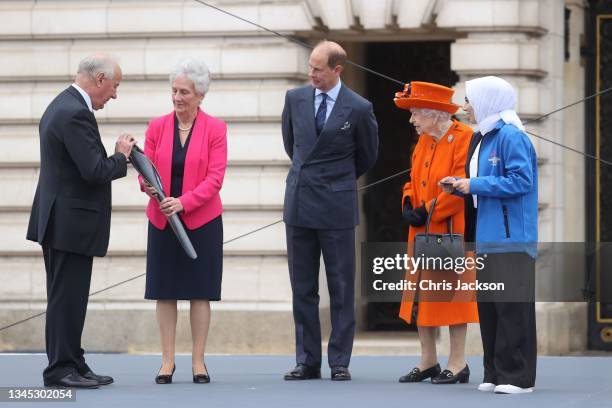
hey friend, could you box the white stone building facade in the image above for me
[0,0,595,354]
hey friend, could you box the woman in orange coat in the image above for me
[394,82,479,384]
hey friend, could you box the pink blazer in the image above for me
[140,108,227,230]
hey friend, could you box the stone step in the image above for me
[0,304,298,354]
[0,301,421,355]
[0,303,588,355]
[0,166,288,210]
[0,122,290,166]
[0,254,292,302]
[0,209,286,255]
[0,78,300,123]
[0,37,309,81]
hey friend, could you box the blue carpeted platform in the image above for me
[0,354,610,407]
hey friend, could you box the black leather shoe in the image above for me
[45,371,99,389]
[81,370,114,386]
[155,365,176,384]
[331,366,351,381]
[431,365,470,384]
[193,363,210,384]
[399,363,441,383]
[283,364,321,380]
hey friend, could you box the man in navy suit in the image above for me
[281,41,379,381]
[27,54,135,388]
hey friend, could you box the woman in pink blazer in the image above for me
[140,58,227,385]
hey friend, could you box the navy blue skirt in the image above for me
[145,215,223,300]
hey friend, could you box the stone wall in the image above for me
[0,0,589,355]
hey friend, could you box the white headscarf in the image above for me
[465,76,524,136]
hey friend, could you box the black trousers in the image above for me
[286,225,356,368]
[42,243,93,384]
[477,252,537,388]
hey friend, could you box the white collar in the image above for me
[315,79,342,101]
[71,83,94,112]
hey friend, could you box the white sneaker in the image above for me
[494,384,534,394]
[477,382,496,392]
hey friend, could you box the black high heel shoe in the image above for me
[431,364,470,384]
[399,363,441,383]
[193,363,210,384]
[155,365,176,384]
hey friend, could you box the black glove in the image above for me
[402,199,413,213]
[402,201,428,227]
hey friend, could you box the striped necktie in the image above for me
[315,93,328,135]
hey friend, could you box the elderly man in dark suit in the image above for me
[27,54,136,388]
[282,41,379,381]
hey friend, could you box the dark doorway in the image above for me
[586,0,612,350]
[361,41,458,330]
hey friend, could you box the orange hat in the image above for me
[394,81,459,114]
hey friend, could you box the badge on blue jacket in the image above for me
[488,151,501,166]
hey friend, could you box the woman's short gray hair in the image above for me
[410,108,452,133]
[77,54,118,80]
[169,58,211,96]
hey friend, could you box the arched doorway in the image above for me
[360,41,459,330]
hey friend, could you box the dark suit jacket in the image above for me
[463,131,483,243]
[282,83,378,229]
[26,86,127,257]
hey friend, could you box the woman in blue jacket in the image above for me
[441,76,537,394]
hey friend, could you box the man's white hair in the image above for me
[169,57,211,96]
[77,54,119,79]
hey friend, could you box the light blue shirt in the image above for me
[314,79,341,124]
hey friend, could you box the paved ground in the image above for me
[0,354,610,408]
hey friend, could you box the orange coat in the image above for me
[399,120,479,327]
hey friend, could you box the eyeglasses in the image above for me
[464,96,470,103]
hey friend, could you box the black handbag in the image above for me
[413,197,464,269]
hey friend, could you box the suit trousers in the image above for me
[42,242,93,384]
[286,224,356,368]
[477,252,537,388]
